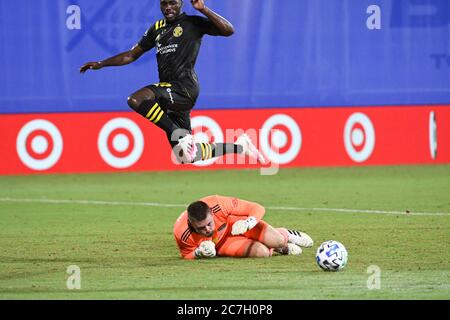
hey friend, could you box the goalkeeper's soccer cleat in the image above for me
[287,229,314,248]
[236,134,266,164]
[176,134,197,163]
[275,243,302,256]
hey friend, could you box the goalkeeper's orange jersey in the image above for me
[173,195,266,259]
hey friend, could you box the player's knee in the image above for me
[127,96,140,111]
[250,243,271,258]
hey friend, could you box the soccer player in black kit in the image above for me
[80,0,265,165]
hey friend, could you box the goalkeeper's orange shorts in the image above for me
[217,221,271,257]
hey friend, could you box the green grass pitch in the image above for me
[0,165,449,299]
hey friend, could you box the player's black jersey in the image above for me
[138,13,217,103]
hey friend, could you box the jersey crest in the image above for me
[173,25,183,38]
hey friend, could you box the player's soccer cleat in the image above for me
[176,134,197,163]
[275,243,302,256]
[287,229,314,248]
[235,134,266,164]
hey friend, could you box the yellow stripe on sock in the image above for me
[153,109,164,124]
[146,103,159,119]
[149,106,161,122]
[200,143,206,160]
[207,143,213,160]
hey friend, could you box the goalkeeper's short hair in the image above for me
[187,201,210,222]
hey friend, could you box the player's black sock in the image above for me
[136,101,179,136]
[194,143,243,162]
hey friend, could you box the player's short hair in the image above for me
[160,0,183,3]
[187,201,211,222]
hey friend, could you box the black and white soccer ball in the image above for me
[316,240,348,271]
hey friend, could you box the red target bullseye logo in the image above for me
[98,118,144,169]
[344,113,375,163]
[25,130,54,160]
[268,124,292,155]
[350,123,366,152]
[16,119,63,171]
[190,116,223,167]
[106,128,135,158]
[260,114,302,164]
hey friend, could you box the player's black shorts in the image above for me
[146,81,195,112]
[147,81,194,146]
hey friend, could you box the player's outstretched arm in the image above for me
[191,0,234,36]
[79,45,145,73]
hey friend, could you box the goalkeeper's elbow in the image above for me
[182,253,196,260]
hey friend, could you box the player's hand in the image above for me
[191,0,206,11]
[231,217,258,235]
[194,240,216,258]
[80,62,103,73]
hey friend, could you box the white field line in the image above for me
[0,197,449,216]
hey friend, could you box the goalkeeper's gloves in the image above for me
[194,240,216,258]
[231,217,258,235]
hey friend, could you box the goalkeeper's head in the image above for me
[187,201,215,237]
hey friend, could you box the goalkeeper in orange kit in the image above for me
[173,195,314,259]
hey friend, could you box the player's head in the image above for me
[160,0,183,22]
[187,201,215,237]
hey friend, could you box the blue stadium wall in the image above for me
[1,0,449,114]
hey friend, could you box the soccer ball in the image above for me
[316,240,348,271]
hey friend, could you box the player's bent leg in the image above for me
[244,222,303,256]
[275,243,303,256]
[217,236,272,258]
[235,133,266,164]
[127,87,180,137]
[127,87,156,112]
[248,241,273,258]
[175,140,243,164]
[194,131,264,164]
[245,221,287,249]
[170,129,197,164]
[280,228,314,248]
[271,227,314,256]
[192,143,243,162]
[247,242,272,258]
